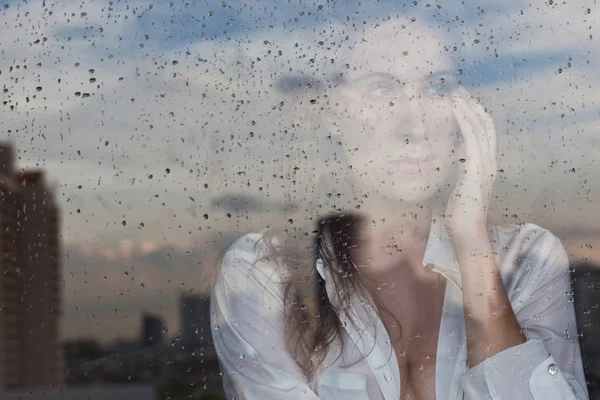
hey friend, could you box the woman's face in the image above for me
[331,20,461,205]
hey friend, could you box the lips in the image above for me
[388,154,438,173]
[391,154,436,163]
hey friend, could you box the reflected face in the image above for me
[332,21,461,204]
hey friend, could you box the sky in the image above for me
[1,0,599,343]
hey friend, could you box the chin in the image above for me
[392,187,440,205]
[364,178,444,206]
[349,165,450,203]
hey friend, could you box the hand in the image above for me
[444,86,497,242]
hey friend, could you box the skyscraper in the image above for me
[0,143,62,389]
[140,313,164,348]
[0,143,21,389]
[18,169,62,387]
[179,293,211,347]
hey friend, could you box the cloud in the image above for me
[210,192,294,213]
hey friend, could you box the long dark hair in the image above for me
[230,210,400,381]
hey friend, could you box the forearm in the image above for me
[452,229,526,368]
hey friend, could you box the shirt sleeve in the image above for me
[459,226,589,399]
[210,234,322,400]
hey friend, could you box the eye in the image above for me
[367,81,399,98]
[427,78,455,96]
[372,87,394,97]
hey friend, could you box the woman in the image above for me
[209,16,588,400]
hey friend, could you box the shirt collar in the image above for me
[422,218,462,289]
[316,216,463,290]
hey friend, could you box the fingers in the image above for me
[452,93,483,179]
[458,87,497,167]
[452,87,497,172]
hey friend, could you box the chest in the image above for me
[374,276,447,400]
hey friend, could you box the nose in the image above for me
[392,87,427,144]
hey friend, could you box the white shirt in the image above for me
[210,221,589,399]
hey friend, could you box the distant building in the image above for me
[0,143,62,389]
[0,143,21,389]
[106,337,141,354]
[64,339,104,366]
[572,263,600,388]
[179,292,211,346]
[140,314,164,348]
[1,384,157,400]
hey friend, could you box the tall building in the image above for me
[0,144,21,389]
[179,293,211,346]
[140,313,164,348]
[0,143,62,389]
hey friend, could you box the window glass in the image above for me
[0,1,598,399]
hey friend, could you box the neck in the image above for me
[357,193,436,270]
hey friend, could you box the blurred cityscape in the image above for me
[0,142,222,399]
[1,139,600,399]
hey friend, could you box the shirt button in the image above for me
[424,263,435,270]
[548,363,558,375]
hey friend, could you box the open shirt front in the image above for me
[211,222,588,399]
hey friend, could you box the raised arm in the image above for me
[458,227,589,399]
